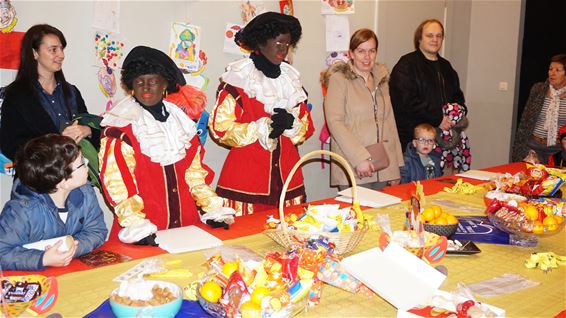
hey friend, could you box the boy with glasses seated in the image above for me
[0,134,107,270]
[400,123,442,183]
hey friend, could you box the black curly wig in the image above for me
[235,12,302,51]
[121,46,185,94]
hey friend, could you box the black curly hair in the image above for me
[16,134,81,194]
[121,46,185,94]
[235,12,302,51]
[121,60,178,93]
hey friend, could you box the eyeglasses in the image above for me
[72,157,89,172]
[415,138,435,145]
[275,41,291,50]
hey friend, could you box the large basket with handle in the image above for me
[264,150,368,255]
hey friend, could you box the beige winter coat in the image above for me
[323,61,403,186]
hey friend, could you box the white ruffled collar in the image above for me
[101,96,196,166]
[220,58,307,114]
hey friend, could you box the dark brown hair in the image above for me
[413,19,444,50]
[349,28,378,52]
[550,54,566,70]
[10,24,73,117]
[16,134,80,194]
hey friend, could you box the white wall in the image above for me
[463,0,522,169]
[0,1,524,206]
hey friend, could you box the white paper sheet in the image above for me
[23,235,71,252]
[325,15,350,52]
[336,186,402,208]
[455,170,498,181]
[92,0,120,33]
[155,226,223,254]
[343,244,446,310]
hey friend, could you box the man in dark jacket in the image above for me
[390,19,466,151]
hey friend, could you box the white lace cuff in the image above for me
[118,219,158,244]
[257,117,276,151]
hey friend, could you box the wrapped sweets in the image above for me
[495,164,565,197]
[1,280,42,303]
[266,204,362,233]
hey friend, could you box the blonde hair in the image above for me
[414,123,437,138]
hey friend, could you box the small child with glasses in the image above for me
[0,134,107,270]
[400,123,442,183]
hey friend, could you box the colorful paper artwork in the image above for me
[240,0,266,24]
[169,22,201,73]
[0,0,17,33]
[321,0,354,15]
[279,0,294,15]
[94,31,125,69]
[325,51,349,66]
[223,23,251,56]
[97,67,117,111]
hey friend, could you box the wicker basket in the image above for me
[264,150,368,255]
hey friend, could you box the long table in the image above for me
[4,162,566,317]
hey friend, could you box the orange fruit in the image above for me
[434,217,448,225]
[524,205,539,221]
[532,221,544,234]
[200,281,223,303]
[421,208,435,222]
[240,300,261,318]
[222,261,239,277]
[250,287,270,305]
[554,215,564,224]
[431,205,443,219]
[446,215,459,225]
[543,216,558,231]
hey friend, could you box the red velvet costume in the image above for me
[100,98,223,238]
[210,58,314,215]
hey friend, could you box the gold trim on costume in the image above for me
[185,147,224,213]
[100,138,146,227]
[209,94,260,147]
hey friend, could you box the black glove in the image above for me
[133,233,159,246]
[269,108,295,139]
[206,219,230,230]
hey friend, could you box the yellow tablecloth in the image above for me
[44,190,566,317]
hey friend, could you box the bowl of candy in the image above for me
[485,198,565,246]
[195,241,329,318]
[109,280,182,318]
[0,275,55,317]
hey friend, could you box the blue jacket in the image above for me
[0,180,107,271]
[400,143,442,184]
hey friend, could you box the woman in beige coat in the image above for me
[324,29,403,190]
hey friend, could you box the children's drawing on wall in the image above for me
[169,22,201,73]
[0,0,17,33]
[94,30,125,69]
[94,31,124,110]
[321,0,354,15]
[325,15,350,52]
[97,67,116,111]
[223,23,251,56]
[325,51,349,66]
[240,0,266,24]
[92,0,120,33]
[279,0,294,15]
